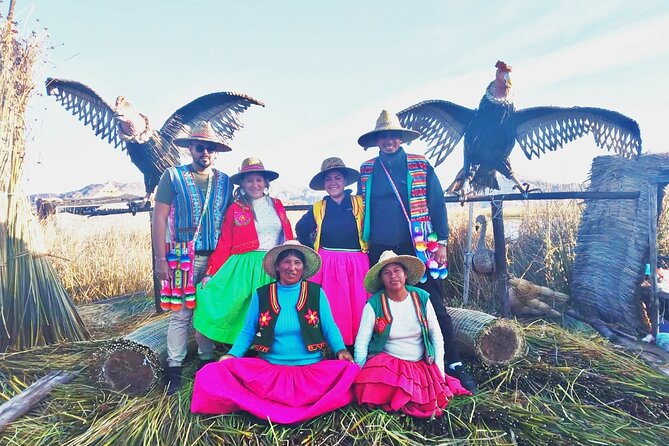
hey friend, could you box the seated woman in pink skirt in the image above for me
[191,240,360,424]
[353,251,471,418]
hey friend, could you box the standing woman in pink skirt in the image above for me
[295,157,370,347]
[353,251,471,418]
[191,241,360,424]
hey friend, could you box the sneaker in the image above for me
[448,365,477,393]
[164,366,182,395]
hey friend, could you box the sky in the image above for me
[10,0,669,195]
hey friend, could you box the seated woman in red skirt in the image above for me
[353,251,471,418]
[191,240,360,424]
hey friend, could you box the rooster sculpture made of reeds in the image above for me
[45,78,265,202]
[398,61,642,194]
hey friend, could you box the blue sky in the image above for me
[13,0,669,194]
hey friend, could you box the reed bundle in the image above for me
[448,307,526,365]
[0,7,89,352]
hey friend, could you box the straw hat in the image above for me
[364,250,426,294]
[229,157,280,185]
[262,240,322,280]
[173,121,232,152]
[308,157,360,191]
[357,110,422,149]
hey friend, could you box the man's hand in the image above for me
[155,259,171,281]
[218,354,235,362]
[336,349,354,362]
[435,245,448,265]
[199,275,212,289]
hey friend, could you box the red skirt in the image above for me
[353,352,470,418]
[191,357,360,424]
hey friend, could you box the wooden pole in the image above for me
[149,210,163,314]
[443,190,640,204]
[491,199,510,318]
[463,202,474,305]
[648,185,659,337]
[0,370,77,433]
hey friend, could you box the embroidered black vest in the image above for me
[252,281,327,353]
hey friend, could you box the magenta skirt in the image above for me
[353,352,470,418]
[191,357,360,424]
[310,248,370,345]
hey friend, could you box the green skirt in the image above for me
[193,251,273,344]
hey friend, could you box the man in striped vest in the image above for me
[357,110,477,392]
[152,121,233,394]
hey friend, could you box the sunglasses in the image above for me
[194,144,217,153]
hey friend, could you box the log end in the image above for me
[477,319,526,365]
[100,348,157,395]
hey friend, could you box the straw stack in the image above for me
[0,10,89,351]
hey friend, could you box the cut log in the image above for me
[0,370,77,433]
[448,307,526,365]
[98,315,194,395]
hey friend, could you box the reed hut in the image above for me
[0,8,88,351]
[571,154,669,335]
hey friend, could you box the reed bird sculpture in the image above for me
[398,61,642,195]
[45,78,264,203]
[472,214,495,275]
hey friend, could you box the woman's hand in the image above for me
[336,349,354,362]
[200,275,212,289]
[218,354,235,362]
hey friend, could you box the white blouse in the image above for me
[354,293,446,377]
[252,196,284,250]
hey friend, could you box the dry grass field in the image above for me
[40,213,154,303]
[41,203,581,308]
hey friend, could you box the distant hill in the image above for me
[31,181,145,202]
[31,177,586,205]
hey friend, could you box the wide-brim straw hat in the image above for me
[308,157,360,191]
[364,250,426,294]
[357,110,421,149]
[229,157,280,185]
[262,240,322,280]
[173,121,232,152]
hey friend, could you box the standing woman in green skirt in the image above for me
[194,157,294,347]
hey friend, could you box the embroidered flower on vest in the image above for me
[375,317,387,334]
[258,310,272,327]
[234,211,251,226]
[304,309,319,326]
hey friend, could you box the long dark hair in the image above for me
[233,173,270,220]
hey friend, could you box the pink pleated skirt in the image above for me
[310,248,370,345]
[191,357,360,424]
[353,352,470,418]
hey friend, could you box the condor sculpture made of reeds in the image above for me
[45,78,264,202]
[397,61,642,195]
